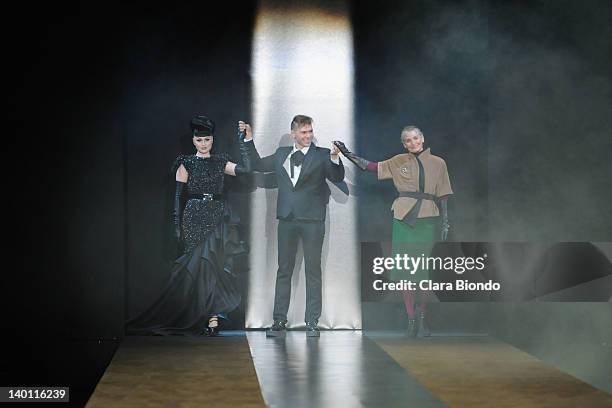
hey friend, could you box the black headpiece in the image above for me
[190,115,215,136]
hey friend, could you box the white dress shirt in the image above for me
[284,145,310,186]
[283,144,339,186]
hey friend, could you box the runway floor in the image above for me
[87,331,612,407]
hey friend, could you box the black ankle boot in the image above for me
[406,318,417,337]
[416,307,431,338]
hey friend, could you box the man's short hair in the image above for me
[400,126,424,142]
[291,115,313,131]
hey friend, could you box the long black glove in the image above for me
[234,128,252,174]
[173,181,186,242]
[439,197,450,241]
[332,140,371,171]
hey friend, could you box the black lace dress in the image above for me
[127,153,247,335]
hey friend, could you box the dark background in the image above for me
[354,0,612,241]
[4,0,612,406]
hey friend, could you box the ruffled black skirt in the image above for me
[126,203,247,336]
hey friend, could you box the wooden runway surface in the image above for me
[88,332,612,407]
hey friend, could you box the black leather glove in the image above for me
[332,140,371,171]
[234,128,251,174]
[173,181,186,241]
[439,197,450,241]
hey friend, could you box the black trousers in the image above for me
[273,219,325,323]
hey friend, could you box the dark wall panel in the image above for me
[7,4,126,340]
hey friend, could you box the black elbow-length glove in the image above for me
[173,181,186,241]
[234,128,252,174]
[332,140,372,171]
[439,197,450,241]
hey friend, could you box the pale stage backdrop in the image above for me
[246,0,361,329]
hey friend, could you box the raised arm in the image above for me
[325,143,345,182]
[239,121,276,173]
[224,124,252,176]
[333,141,378,173]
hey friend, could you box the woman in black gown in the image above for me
[127,115,251,336]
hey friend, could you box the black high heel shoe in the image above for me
[204,315,221,336]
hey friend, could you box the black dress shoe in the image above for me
[266,320,287,338]
[306,321,320,337]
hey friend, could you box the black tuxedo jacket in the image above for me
[246,140,344,221]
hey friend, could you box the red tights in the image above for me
[402,290,432,318]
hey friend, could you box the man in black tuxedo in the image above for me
[239,115,344,337]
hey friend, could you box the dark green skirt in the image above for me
[390,217,437,282]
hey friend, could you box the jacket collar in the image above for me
[409,147,430,159]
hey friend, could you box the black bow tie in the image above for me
[290,150,305,178]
